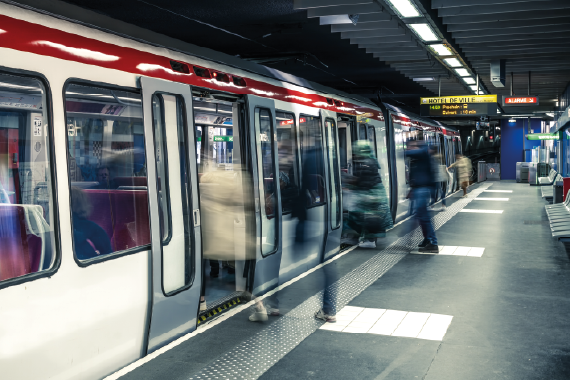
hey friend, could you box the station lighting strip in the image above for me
[382,0,486,95]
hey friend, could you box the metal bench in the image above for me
[545,190,570,238]
[538,169,557,186]
[541,174,562,201]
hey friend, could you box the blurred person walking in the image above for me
[448,153,472,197]
[344,141,393,249]
[429,146,449,212]
[406,140,438,253]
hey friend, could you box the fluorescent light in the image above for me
[444,58,461,67]
[409,23,439,42]
[455,68,470,77]
[509,119,516,122]
[413,77,435,82]
[430,44,452,56]
[385,0,421,18]
[469,85,477,91]
[463,77,476,84]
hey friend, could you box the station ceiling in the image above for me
[22,0,570,117]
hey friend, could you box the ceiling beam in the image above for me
[461,40,567,50]
[447,17,570,32]
[465,47,570,57]
[307,3,381,17]
[375,55,433,62]
[294,0,372,10]
[438,0,570,17]
[365,47,426,53]
[442,9,570,24]
[319,12,391,24]
[341,28,406,38]
[452,24,570,39]
[357,41,419,48]
[331,20,398,32]
[350,35,414,44]
[452,30,570,43]
[433,0,555,9]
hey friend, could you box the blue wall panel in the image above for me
[500,119,542,180]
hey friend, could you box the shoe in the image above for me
[315,309,336,323]
[418,238,429,248]
[249,306,269,322]
[418,243,439,253]
[210,270,219,278]
[359,240,376,248]
[266,306,280,316]
[440,205,447,212]
[199,300,207,312]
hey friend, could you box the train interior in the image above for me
[193,92,253,308]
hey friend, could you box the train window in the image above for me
[359,124,367,140]
[299,115,326,207]
[0,73,57,283]
[151,95,172,243]
[325,118,341,229]
[367,125,377,153]
[275,111,298,214]
[152,94,194,293]
[338,126,347,171]
[65,83,149,262]
[256,108,277,256]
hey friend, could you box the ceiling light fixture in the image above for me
[413,77,435,82]
[408,23,439,42]
[469,85,477,91]
[444,58,462,67]
[385,0,421,18]
[455,68,470,77]
[463,77,476,84]
[429,44,452,56]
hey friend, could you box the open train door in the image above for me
[140,77,202,353]
[321,110,342,260]
[245,95,283,299]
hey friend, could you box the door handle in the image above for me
[193,209,200,227]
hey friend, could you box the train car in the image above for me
[0,3,460,379]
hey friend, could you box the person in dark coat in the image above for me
[406,140,438,253]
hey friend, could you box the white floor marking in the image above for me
[484,190,513,193]
[321,307,453,341]
[460,209,503,214]
[411,245,485,257]
[472,197,509,201]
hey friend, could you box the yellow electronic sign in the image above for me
[420,94,497,104]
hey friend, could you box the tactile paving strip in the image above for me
[189,183,492,380]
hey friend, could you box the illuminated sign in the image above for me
[213,135,233,142]
[299,117,306,123]
[525,133,558,140]
[420,94,497,105]
[502,96,539,106]
[420,102,496,117]
[279,119,294,126]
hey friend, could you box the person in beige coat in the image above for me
[448,154,472,197]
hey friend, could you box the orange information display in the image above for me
[502,96,539,106]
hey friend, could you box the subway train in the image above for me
[0,4,462,380]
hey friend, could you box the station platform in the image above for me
[109,181,570,380]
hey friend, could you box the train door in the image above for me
[245,95,283,298]
[140,77,201,353]
[322,110,342,260]
[367,120,391,207]
[338,117,354,176]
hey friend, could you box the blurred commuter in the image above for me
[429,146,448,212]
[406,140,438,253]
[70,186,112,260]
[448,153,472,197]
[344,141,393,249]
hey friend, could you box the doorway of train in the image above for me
[192,90,283,320]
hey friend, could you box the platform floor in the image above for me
[113,181,570,380]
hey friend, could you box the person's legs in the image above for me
[316,257,338,322]
[415,187,437,246]
[440,182,447,207]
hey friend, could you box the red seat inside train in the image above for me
[113,177,148,187]
[84,189,150,252]
[0,205,42,281]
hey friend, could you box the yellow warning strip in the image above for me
[197,297,241,325]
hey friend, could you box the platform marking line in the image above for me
[471,197,509,201]
[179,183,492,380]
[484,190,512,193]
[410,245,485,257]
[459,209,503,214]
[321,307,453,341]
